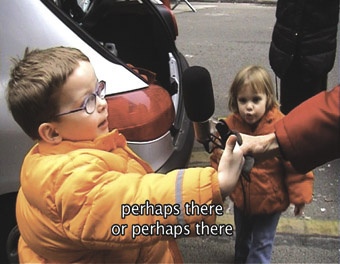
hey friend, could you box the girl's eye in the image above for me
[253,96,262,103]
[238,98,247,104]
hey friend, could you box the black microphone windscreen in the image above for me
[182,66,215,122]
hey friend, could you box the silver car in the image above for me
[0,0,193,262]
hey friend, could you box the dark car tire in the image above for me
[6,225,19,264]
[0,193,17,264]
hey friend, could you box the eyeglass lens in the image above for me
[84,81,106,114]
[85,95,96,114]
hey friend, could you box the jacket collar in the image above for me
[37,129,127,155]
[232,107,282,135]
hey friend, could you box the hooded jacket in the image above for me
[17,130,222,263]
[269,0,339,78]
[210,107,314,215]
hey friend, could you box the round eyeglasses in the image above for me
[56,80,106,117]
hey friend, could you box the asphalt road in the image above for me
[173,3,339,263]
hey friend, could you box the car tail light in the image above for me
[106,84,175,141]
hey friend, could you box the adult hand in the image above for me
[240,133,281,163]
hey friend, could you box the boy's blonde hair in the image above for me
[228,65,279,113]
[6,46,89,140]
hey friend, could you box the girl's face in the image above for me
[237,85,267,127]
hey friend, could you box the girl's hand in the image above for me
[294,204,305,216]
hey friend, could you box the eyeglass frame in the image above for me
[55,80,106,117]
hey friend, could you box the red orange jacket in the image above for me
[211,107,314,215]
[275,86,340,173]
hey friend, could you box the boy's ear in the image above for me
[38,123,62,144]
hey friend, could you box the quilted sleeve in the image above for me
[54,154,222,249]
[275,86,340,173]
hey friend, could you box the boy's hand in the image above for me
[217,135,244,199]
[210,148,223,169]
[294,204,305,217]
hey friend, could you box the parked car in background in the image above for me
[0,0,194,262]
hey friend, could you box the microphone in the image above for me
[182,66,254,179]
[182,66,214,152]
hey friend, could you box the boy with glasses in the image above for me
[6,46,244,263]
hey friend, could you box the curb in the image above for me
[217,214,339,237]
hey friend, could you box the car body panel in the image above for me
[0,0,148,195]
[0,0,193,192]
[0,1,194,260]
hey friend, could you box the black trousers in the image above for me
[279,60,328,115]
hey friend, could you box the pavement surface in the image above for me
[171,2,340,263]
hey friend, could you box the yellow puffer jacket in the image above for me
[17,130,222,263]
[210,107,314,215]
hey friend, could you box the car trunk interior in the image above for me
[80,0,174,93]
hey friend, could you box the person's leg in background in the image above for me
[280,59,328,115]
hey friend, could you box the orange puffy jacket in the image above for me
[210,107,314,215]
[17,130,222,263]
